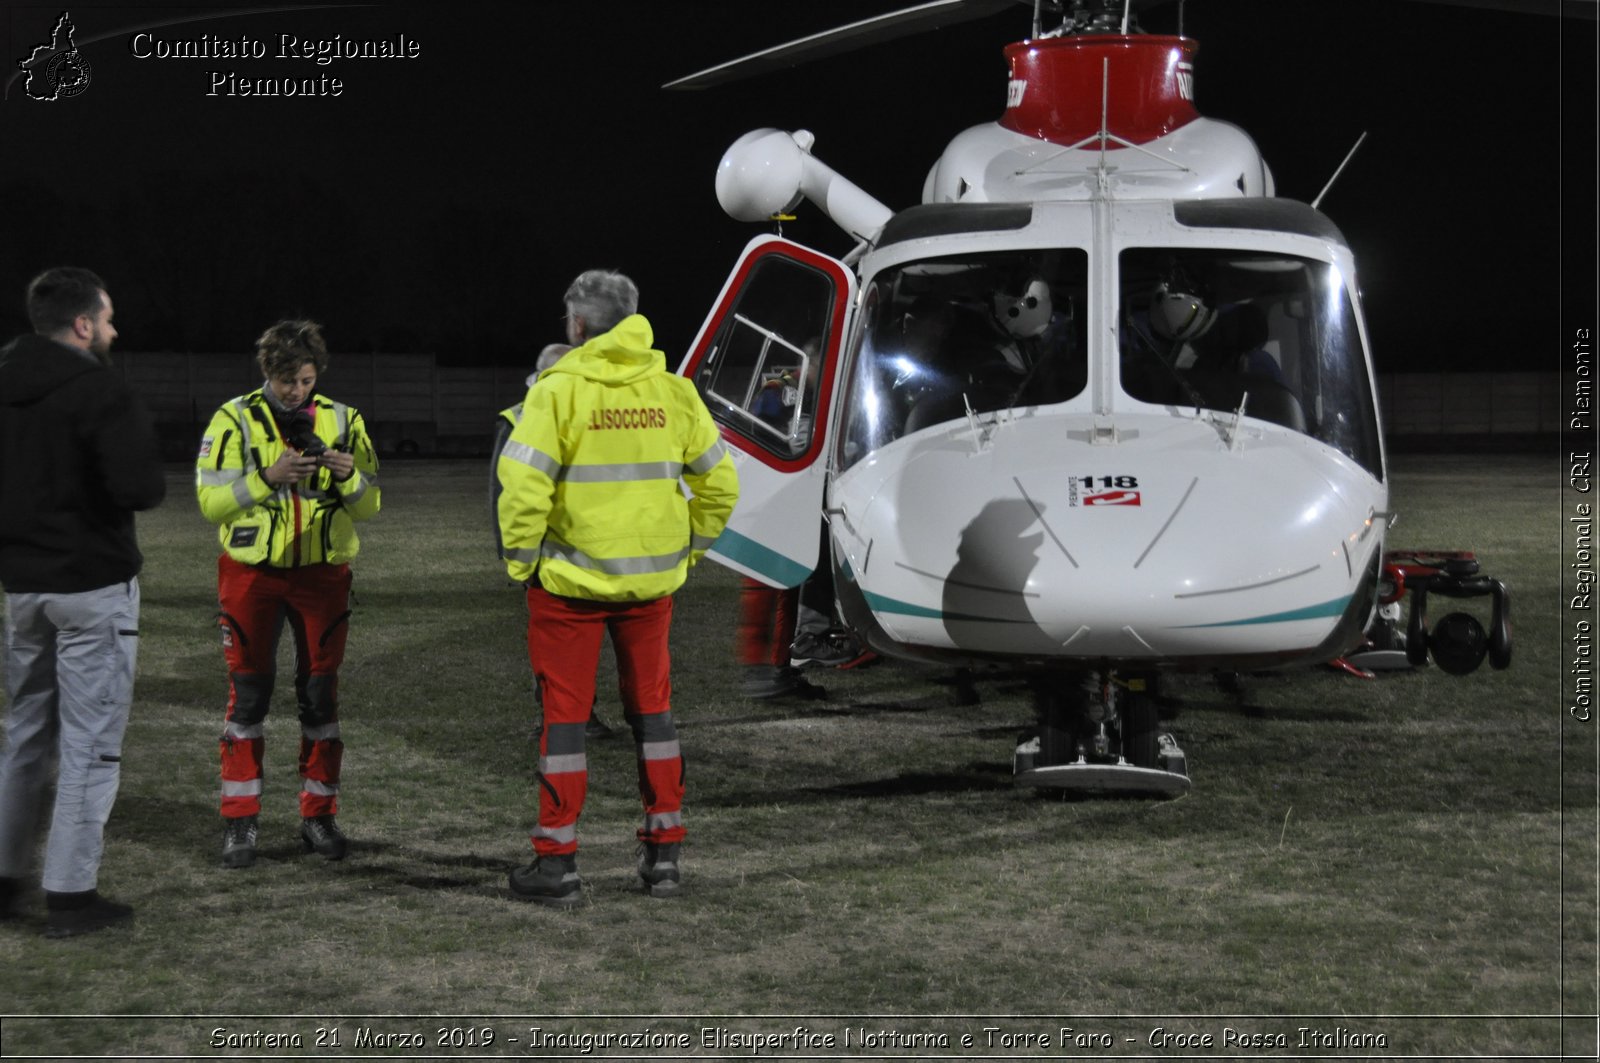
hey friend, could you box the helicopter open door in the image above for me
[680,235,856,588]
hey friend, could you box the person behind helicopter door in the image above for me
[491,342,614,739]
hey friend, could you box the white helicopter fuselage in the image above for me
[825,198,1387,671]
[683,32,1388,678]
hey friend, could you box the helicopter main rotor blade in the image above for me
[663,0,1021,90]
[1403,0,1596,16]
[665,0,1593,92]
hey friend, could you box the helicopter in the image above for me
[667,0,1518,795]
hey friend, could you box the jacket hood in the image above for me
[0,334,103,406]
[543,314,665,386]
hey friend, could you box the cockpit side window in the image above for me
[1118,248,1382,479]
[694,255,834,461]
[836,249,1089,471]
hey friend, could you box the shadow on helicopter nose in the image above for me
[941,498,1060,655]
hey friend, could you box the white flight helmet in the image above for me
[994,278,1053,338]
[1149,281,1216,341]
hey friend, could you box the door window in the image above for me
[694,252,836,463]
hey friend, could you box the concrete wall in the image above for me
[1377,371,1561,443]
[120,352,1560,458]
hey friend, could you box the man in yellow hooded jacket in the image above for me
[496,269,737,906]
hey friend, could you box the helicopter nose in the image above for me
[836,420,1379,664]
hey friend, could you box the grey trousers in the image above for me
[0,579,140,894]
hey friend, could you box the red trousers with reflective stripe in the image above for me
[525,586,683,856]
[216,556,351,819]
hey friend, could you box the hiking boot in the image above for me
[221,815,259,869]
[742,665,827,701]
[300,815,348,860]
[787,630,851,665]
[44,891,133,939]
[637,842,681,898]
[508,853,584,908]
[793,627,879,670]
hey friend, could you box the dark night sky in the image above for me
[1,1,1595,374]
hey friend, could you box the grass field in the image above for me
[0,452,1592,1060]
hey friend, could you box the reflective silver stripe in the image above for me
[533,824,577,844]
[221,779,262,796]
[559,461,681,483]
[199,468,244,487]
[639,739,681,762]
[223,722,264,740]
[340,475,370,505]
[644,811,683,832]
[302,722,341,741]
[231,476,258,509]
[503,547,539,564]
[690,533,720,552]
[540,753,587,775]
[686,440,728,476]
[231,399,253,455]
[541,540,689,575]
[303,780,340,796]
[501,439,560,478]
[330,401,350,445]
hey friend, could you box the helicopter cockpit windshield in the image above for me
[839,249,1089,469]
[1119,247,1383,479]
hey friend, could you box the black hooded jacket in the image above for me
[0,333,166,592]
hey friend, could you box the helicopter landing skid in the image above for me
[1013,734,1190,796]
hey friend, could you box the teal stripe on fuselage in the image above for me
[835,556,1352,631]
[1173,596,1353,628]
[862,591,1352,628]
[711,528,813,587]
[862,589,947,620]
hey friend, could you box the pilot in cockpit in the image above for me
[1124,267,1300,426]
[991,276,1057,372]
[985,274,1081,408]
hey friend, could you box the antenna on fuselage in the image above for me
[1312,131,1369,210]
[1097,57,1111,168]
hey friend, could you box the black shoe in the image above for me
[221,815,258,869]
[44,892,133,939]
[792,627,878,670]
[300,815,348,860]
[508,853,584,908]
[742,665,827,701]
[0,876,21,920]
[637,842,681,898]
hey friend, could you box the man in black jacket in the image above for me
[0,267,166,938]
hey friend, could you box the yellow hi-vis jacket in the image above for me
[496,314,738,601]
[196,388,381,567]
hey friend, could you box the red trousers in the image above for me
[215,556,351,819]
[525,586,683,856]
[736,577,798,667]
